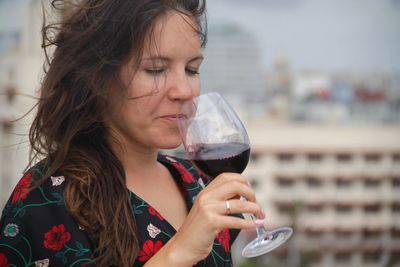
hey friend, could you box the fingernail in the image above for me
[261,210,266,219]
[254,219,265,226]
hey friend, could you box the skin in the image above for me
[106,11,265,266]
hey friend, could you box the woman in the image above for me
[0,0,265,266]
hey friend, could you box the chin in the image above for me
[157,138,182,150]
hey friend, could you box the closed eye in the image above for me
[145,68,165,75]
[186,68,200,76]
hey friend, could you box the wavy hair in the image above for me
[29,0,206,266]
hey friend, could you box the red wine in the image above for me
[190,142,250,179]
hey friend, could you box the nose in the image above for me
[167,70,199,101]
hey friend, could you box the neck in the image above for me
[118,146,161,177]
[109,132,169,189]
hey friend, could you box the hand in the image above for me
[167,172,266,266]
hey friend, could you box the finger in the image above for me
[207,180,256,203]
[221,199,265,219]
[206,172,248,189]
[216,215,265,230]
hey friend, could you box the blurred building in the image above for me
[0,0,43,207]
[236,121,400,267]
[261,54,292,121]
[201,21,265,114]
[287,71,400,124]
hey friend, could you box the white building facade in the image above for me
[0,0,43,207]
[234,121,400,267]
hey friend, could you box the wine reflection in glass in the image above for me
[178,92,293,257]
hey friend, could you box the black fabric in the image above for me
[0,154,241,266]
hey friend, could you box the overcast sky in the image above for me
[1,0,399,74]
[0,0,23,30]
[207,0,400,73]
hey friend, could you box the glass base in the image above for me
[242,227,293,258]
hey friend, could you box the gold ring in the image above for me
[225,200,231,214]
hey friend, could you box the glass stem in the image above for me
[256,225,267,237]
[241,196,267,237]
[249,213,267,236]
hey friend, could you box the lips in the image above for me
[159,114,185,120]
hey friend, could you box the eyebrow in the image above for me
[141,55,204,63]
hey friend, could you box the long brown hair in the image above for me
[29,0,206,266]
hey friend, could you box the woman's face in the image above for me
[107,11,203,152]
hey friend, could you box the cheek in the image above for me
[127,74,162,99]
[190,79,201,96]
[107,96,142,130]
[121,101,146,125]
[106,91,125,124]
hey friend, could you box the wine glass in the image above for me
[177,92,293,257]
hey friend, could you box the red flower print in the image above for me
[137,240,163,262]
[217,228,231,252]
[11,172,33,204]
[0,253,10,267]
[172,163,195,184]
[43,224,71,251]
[148,207,164,221]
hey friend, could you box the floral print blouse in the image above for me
[0,154,241,266]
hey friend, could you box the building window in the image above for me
[336,178,353,188]
[392,202,400,213]
[336,153,353,163]
[364,204,381,214]
[276,152,295,163]
[335,252,352,263]
[1,120,14,132]
[336,230,353,241]
[362,229,381,240]
[276,203,295,215]
[306,204,324,214]
[4,84,17,103]
[250,151,261,162]
[335,204,353,214]
[392,153,400,163]
[306,176,322,188]
[363,251,382,264]
[389,252,400,265]
[391,228,400,240]
[276,176,295,188]
[392,176,400,188]
[248,178,259,189]
[305,229,324,240]
[364,178,381,188]
[307,153,323,163]
[302,250,322,265]
[364,153,382,163]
